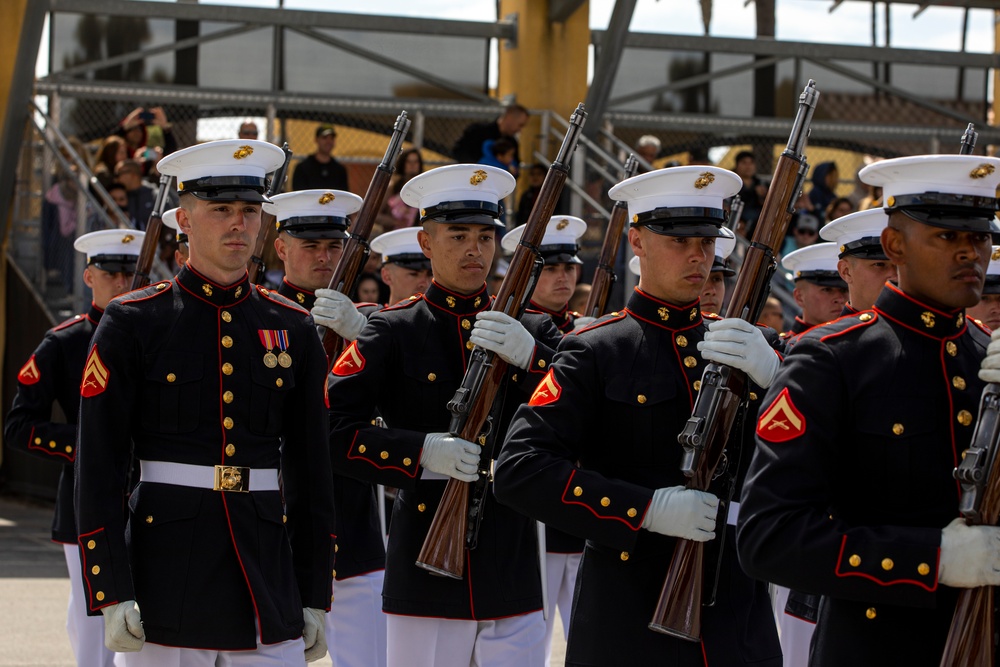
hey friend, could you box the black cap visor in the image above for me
[89,255,138,273]
[888,192,998,233]
[795,269,848,289]
[838,237,888,260]
[421,200,505,229]
[278,216,350,240]
[180,175,270,204]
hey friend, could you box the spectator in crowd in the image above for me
[687,145,712,166]
[87,181,130,234]
[481,137,518,174]
[452,104,529,176]
[293,124,349,191]
[380,148,424,230]
[354,272,383,304]
[93,136,128,191]
[781,211,821,257]
[114,159,157,229]
[759,295,786,332]
[859,185,882,211]
[634,135,661,171]
[734,150,768,233]
[516,163,547,227]
[825,196,854,222]
[42,165,81,292]
[807,161,839,219]
[116,106,177,159]
[238,120,260,140]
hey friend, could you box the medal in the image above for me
[259,329,291,369]
[278,351,292,368]
[263,352,278,368]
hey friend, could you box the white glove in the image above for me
[420,433,481,483]
[938,517,1000,588]
[302,607,327,662]
[571,316,597,332]
[312,289,367,342]
[641,486,720,542]
[101,600,144,652]
[470,311,536,370]
[697,318,780,388]
[979,328,1000,384]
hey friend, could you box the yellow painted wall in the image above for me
[0,0,31,143]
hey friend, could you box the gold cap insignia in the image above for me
[202,284,214,297]
[839,245,846,253]
[921,311,935,328]
[632,214,639,223]
[556,218,569,231]
[657,307,670,322]
[970,163,995,179]
[296,293,305,304]
[318,192,336,205]
[470,169,488,186]
[121,234,135,244]
[178,181,185,191]
[446,296,456,308]
[694,172,715,189]
[886,195,895,207]
[233,145,254,160]
[991,247,1000,261]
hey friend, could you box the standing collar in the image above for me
[790,315,813,335]
[424,280,491,315]
[278,279,317,310]
[873,282,967,340]
[176,264,252,307]
[624,287,703,331]
[530,300,574,333]
[88,302,105,324]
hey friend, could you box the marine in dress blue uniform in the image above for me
[495,166,783,667]
[781,242,848,338]
[820,208,897,317]
[5,229,143,667]
[326,164,562,667]
[737,154,1000,667]
[74,140,337,665]
[371,227,433,307]
[966,245,1000,331]
[266,188,389,667]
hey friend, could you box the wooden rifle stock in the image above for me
[318,111,411,364]
[415,103,588,579]
[584,154,639,318]
[248,142,293,284]
[939,386,1000,667]
[649,80,820,640]
[130,174,173,290]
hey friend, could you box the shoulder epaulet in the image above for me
[968,317,992,337]
[702,311,722,321]
[52,313,88,331]
[573,310,627,335]
[256,285,308,314]
[382,295,422,312]
[115,280,174,304]
[815,310,878,343]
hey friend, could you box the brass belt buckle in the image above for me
[214,465,249,492]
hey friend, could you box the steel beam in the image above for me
[549,0,587,23]
[583,0,636,139]
[609,54,782,107]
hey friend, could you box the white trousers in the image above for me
[772,585,815,667]
[327,570,387,667]
[543,552,580,666]
[121,637,306,666]
[386,611,546,667]
[64,543,117,667]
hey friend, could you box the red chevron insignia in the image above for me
[17,356,41,385]
[757,388,806,443]
[332,341,366,377]
[529,370,562,407]
[80,346,109,397]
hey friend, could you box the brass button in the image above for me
[600,497,611,507]
[334,544,338,553]
[403,457,412,466]
[946,341,958,357]
[627,508,637,517]
[849,554,861,567]
[892,423,904,436]
[92,565,100,575]
[49,441,56,448]
[865,607,876,620]
[332,569,337,578]
[145,516,153,524]
[34,437,41,444]
[881,558,894,571]
[96,591,105,602]
[538,359,546,368]
[417,503,427,512]
[466,340,475,350]
[223,417,234,429]
[87,540,96,550]
[918,563,930,576]
[358,445,367,454]
[222,335,233,348]
[749,392,758,400]
[226,444,236,457]
[166,373,176,383]
[683,356,697,368]
[620,552,629,561]
[859,312,873,322]
[275,378,283,387]
[512,374,518,382]
[156,282,168,290]
[222,363,234,375]
[953,376,967,390]
[282,515,287,524]
[221,311,232,323]
[573,486,583,497]
[461,319,471,330]
[223,391,234,404]
[693,380,701,391]
[65,445,72,453]
[958,410,973,426]
[427,373,437,382]
[676,335,688,348]
[637,394,647,404]
[380,451,389,460]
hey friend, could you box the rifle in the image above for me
[649,80,820,640]
[960,123,978,155]
[584,154,639,318]
[415,103,588,580]
[317,111,411,363]
[726,195,744,232]
[939,384,1000,667]
[130,174,173,290]
[248,142,293,284]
